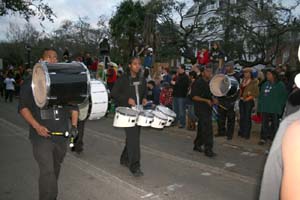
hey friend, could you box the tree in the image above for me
[155,0,220,61]
[109,0,146,61]
[51,16,109,59]
[0,0,55,22]
[217,0,300,66]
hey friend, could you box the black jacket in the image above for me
[173,73,189,98]
[111,74,147,107]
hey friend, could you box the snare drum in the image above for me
[88,80,108,120]
[155,105,176,126]
[32,62,90,108]
[151,110,168,129]
[137,110,154,127]
[113,107,139,128]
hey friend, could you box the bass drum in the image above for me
[78,99,89,121]
[78,80,108,121]
[209,74,239,97]
[88,80,108,120]
[32,62,90,108]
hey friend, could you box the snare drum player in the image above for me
[19,48,79,200]
[111,56,147,177]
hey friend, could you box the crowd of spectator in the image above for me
[1,43,298,149]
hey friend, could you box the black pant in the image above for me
[194,111,213,151]
[0,85,4,97]
[74,120,85,151]
[217,105,235,139]
[107,82,115,92]
[5,89,13,102]
[260,112,280,141]
[239,100,254,138]
[120,126,141,172]
[31,139,67,200]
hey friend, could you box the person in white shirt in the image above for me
[4,72,15,102]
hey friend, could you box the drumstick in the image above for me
[219,104,228,111]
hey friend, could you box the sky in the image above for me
[0,0,299,41]
[0,0,125,40]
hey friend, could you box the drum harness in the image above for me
[40,105,75,147]
[129,74,144,111]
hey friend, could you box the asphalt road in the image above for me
[0,99,268,200]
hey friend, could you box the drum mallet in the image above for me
[51,131,74,148]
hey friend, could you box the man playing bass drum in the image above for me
[216,61,240,140]
[111,56,148,177]
[19,48,79,200]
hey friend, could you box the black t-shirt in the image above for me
[191,78,212,114]
[173,73,190,98]
[111,74,147,107]
[18,78,76,142]
[210,49,224,63]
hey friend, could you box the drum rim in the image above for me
[209,74,232,97]
[32,62,91,108]
[152,110,168,120]
[116,107,139,116]
[32,62,51,108]
[156,105,176,117]
[139,110,154,118]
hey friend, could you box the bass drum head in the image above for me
[209,74,230,97]
[78,99,90,121]
[32,63,49,108]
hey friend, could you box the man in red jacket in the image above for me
[107,64,117,91]
[197,47,210,66]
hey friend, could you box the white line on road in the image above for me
[85,128,257,185]
[0,118,162,200]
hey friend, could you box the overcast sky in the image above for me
[0,0,298,41]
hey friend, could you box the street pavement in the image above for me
[0,99,269,200]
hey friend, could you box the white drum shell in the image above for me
[151,111,168,129]
[88,80,108,120]
[137,111,154,127]
[113,107,138,128]
[156,105,176,126]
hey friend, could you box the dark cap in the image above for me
[206,62,213,69]
[225,61,235,67]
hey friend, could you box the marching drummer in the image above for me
[19,48,79,200]
[111,56,147,177]
[191,64,217,157]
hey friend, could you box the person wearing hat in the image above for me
[258,69,288,145]
[215,61,240,140]
[238,67,259,139]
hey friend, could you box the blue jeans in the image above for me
[186,98,198,121]
[173,97,186,127]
